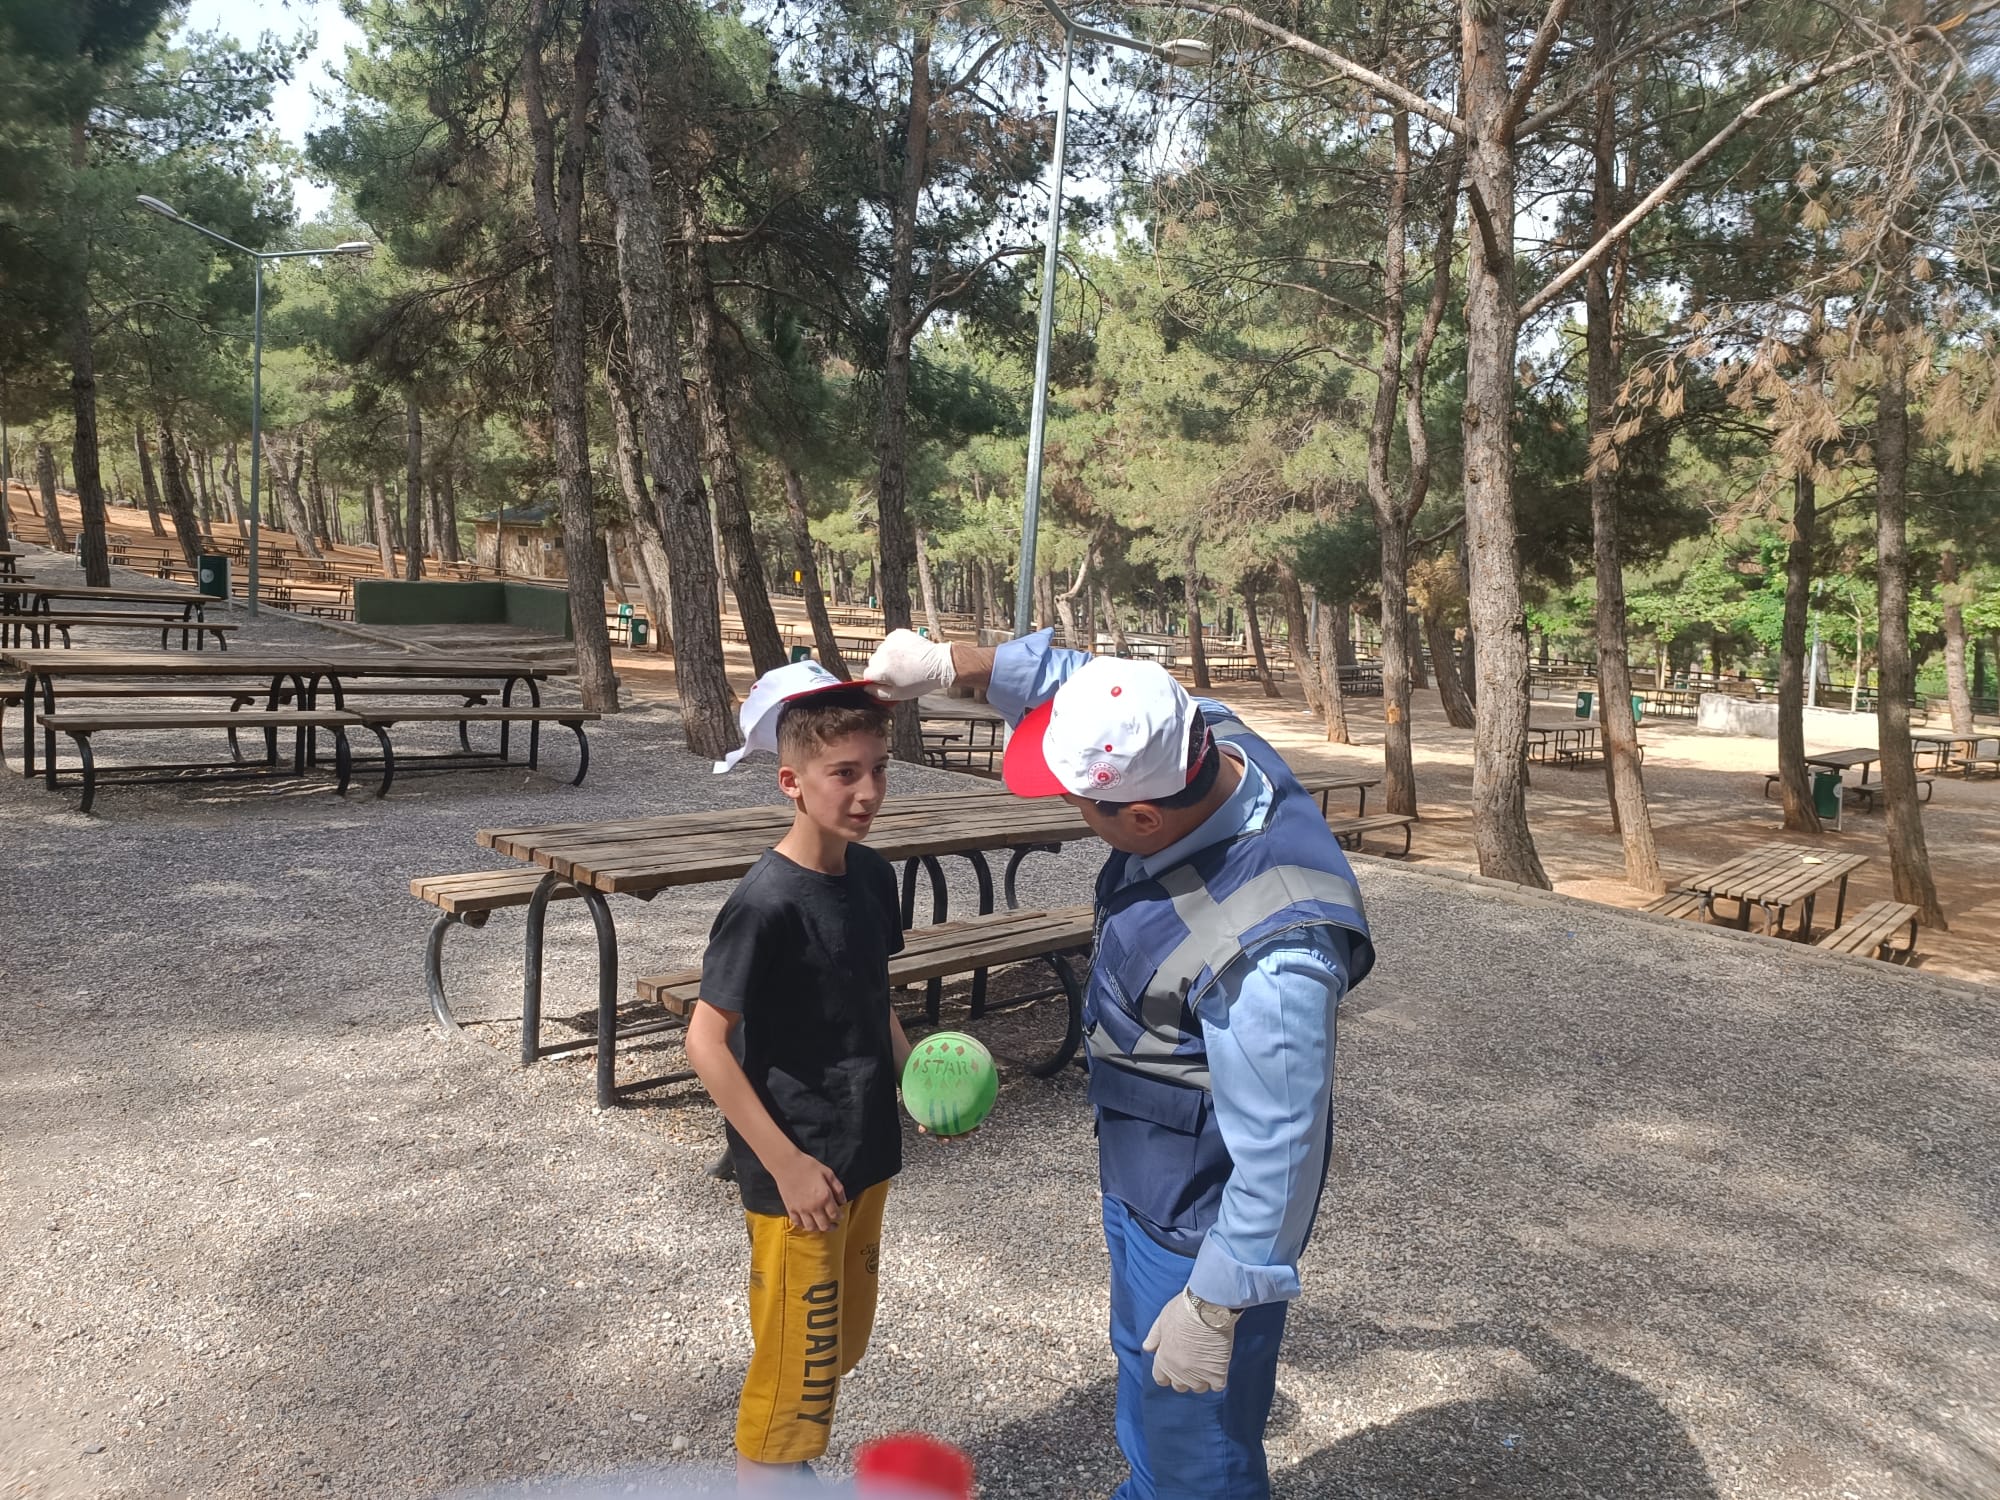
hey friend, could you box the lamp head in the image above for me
[333,241,373,255]
[136,194,180,219]
[1157,37,1212,67]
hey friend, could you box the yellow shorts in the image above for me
[735,1179,890,1465]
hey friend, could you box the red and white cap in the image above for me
[713,660,881,774]
[1003,656,1209,801]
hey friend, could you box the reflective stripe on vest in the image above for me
[1086,859,1366,1090]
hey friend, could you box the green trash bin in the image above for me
[1630,693,1645,725]
[1812,769,1843,828]
[196,553,229,600]
[629,618,648,648]
[1575,689,1593,719]
[790,645,814,664]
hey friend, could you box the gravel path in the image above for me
[2,577,1996,1498]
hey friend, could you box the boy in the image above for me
[687,663,914,1486]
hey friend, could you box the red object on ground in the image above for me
[853,1433,976,1498]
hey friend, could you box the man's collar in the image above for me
[1132,744,1271,883]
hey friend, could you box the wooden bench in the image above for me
[635,906,1096,1090]
[1953,744,2000,778]
[1814,900,1920,963]
[1642,889,1706,920]
[413,869,587,1035]
[1,612,234,650]
[34,708,369,813]
[1765,771,1934,808]
[1324,811,1416,856]
[341,705,600,793]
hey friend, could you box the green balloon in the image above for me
[901,1031,999,1137]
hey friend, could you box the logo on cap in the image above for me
[1085,759,1123,789]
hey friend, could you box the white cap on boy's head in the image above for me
[712,660,881,774]
[1002,656,1209,802]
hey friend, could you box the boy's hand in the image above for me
[773,1152,847,1232]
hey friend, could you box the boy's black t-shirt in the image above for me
[699,844,905,1216]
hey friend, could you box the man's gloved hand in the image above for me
[1143,1289,1237,1394]
[862,629,956,702]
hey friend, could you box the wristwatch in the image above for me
[1184,1288,1242,1329]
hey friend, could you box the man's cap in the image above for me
[712,659,881,774]
[1002,656,1207,802]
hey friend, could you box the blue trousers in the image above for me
[1103,1196,1289,1500]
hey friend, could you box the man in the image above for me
[864,627,1375,1500]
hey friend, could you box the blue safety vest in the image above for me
[1084,717,1375,1254]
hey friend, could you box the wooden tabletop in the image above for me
[1681,844,1869,910]
[0,582,217,607]
[1,649,552,680]
[1806,748,1880,770]
[479,789,1087,896]
[479,767,1378,898]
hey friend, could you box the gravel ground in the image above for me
[2,572,1997,1498]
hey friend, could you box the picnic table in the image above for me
[0,550,28,581]
[1909,730,1984,773]
[3,648,551,786]
[920,706,1006,772]
[1805,747,1882,785]
[476,788,1103,1102]
[1679,843,1869,939]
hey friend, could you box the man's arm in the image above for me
[866,628,1093,727]
[683,1002,847,1232]
[1185,932,1350,1308]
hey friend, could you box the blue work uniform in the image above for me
[988,631,1375,1500]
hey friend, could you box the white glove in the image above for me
[863,629,956,702]
[1143,1289,1237,1393]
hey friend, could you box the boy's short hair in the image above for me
[776,688,892,766]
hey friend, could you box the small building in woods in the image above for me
[473,505,566,578]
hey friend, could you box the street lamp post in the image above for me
[1012,5,1209,640]
[137,195,370,616]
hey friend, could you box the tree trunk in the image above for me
[1276,559,1324,715]
[1459,0,1547,886]
[225,442,246,533]
[870,15,935,760]
[604,351,679,656]
[1315,594,1350,743]
[400,401,424,579]
[1182,530,1210,691]
[528,0,620,716]
[1052,536,1095,650]
[192,446,215,528]
[1407,610,1429,689]
[1778,470,1822,832]
[914,526,945,640]
[1941,549,1975,736]
[1098,581,1129,657]
[154,422,205,571]
[262,434,322,560]
[1874,260,1944,926]
[438,467,460,563]
[783,466,848,675]
[306,448,330,543]
[369,477,397,576]
[36,443,70,554]
[1378,530,1418,815]
[60,118,106,585]
[599,0,750,743]
[135,428,167,538]
[1427,610,1478,729]
[681,196,787,677]
[1331,609,1356,670]
[1584,0,1663,893]
[1243,587,1280,698]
